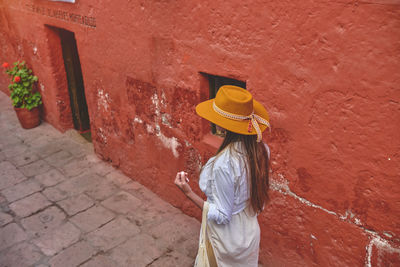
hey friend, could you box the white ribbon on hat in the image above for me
[212,101,270,142]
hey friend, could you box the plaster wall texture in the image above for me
[1,0,399,266]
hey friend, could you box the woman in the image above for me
[175,85,270,267]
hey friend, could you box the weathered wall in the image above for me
[1,0,399,265]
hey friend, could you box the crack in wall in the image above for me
[365,233,400,267]
[270,174,338,217]
[270,173,400,266]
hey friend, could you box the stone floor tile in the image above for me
[17,128,59,147]
[119,180,144,193]
[84,153,102,164]
[42,187,69,202]
[0,205,10,214]
[119,182,173,213]
[28,135,61,148]
[0,133,22,146]
[63,130,89,145]
[0,194,6,204]
[32,121,61,135]
[126,204,176,231]
[1,143,28,158]
[0,212,13,226]
[120,186,181,230]
[57,194,94,216]
[56,137,82,149]
[137,186,181,214]
[0,223,28,251]
[19,160,53,177]
[14,123,58,144]
[0,161,18,172]
[0,242,43,267]
[1,179,42,202]
[80,254,118,267]
[148,250,195,267]
[0,162,27,190]
[9,192,51,218]
[0,127,17,137]
[85,179,119,201]
[0,195,10,214]
[101,191,142,215]
[62,142,88,158]
[8,150,40,167]
[86,217,140,251]
[91,162,115,176]
[30,142,62,158]
[59,158,94,177]
[48,241,96,267]
[109,233,168,267]
[35,169,66,187]
[70,205,115,233]
[43,150,75,168]
[55,172,103,197]
[106,170,132,186]
[33,222,81,256]
[21,206,66,237]
[146,214,200,258]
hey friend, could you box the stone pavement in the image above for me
[0,92,200,267]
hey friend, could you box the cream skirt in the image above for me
[206,206,260,267]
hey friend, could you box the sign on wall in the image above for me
[50,0,75,3]
[26,4,96,28]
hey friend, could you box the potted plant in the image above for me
[2,61,42,129]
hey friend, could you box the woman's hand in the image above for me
[174,171,192,195]
[174,171,204,209]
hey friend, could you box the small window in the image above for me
[201,73,246,136]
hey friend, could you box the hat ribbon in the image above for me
[213,101,270,142]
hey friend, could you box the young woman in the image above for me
[174,85,270,267]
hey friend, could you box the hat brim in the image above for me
[195,99,270,136]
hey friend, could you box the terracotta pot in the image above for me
[14,107,41,129]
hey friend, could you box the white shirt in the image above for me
[199,142,270,224]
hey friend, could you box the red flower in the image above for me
[2,62,9,68]
[14,76,21,83]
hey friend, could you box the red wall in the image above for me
[1,0,399,265]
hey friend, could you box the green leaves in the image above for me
[4,61,42,110]
[25,92,42,110]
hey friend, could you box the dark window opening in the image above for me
[201,73,246,136]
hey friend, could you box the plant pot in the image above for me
[14,107,41,129]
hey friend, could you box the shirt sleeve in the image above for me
[207,165,235,225]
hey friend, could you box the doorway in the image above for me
[58,28,91,142]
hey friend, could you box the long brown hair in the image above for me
[216,130,270,214]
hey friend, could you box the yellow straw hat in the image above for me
[195,85,270,142]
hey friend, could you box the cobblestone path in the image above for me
[0,92,199,267]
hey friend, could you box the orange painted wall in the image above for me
[1,0,399,265]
